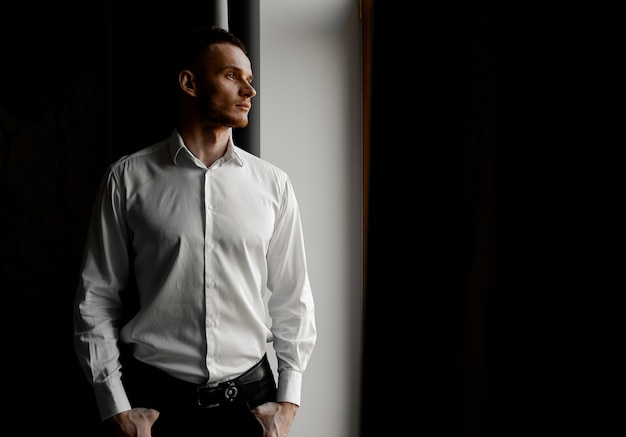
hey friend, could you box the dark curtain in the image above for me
[1,2,258,435]
[362,4,625,436]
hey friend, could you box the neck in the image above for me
[178,122,232,168]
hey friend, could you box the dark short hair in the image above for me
[168,25,248,74]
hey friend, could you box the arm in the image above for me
[265,176,317,407]
[73,166,134,421]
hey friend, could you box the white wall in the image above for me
[260,1,363,436]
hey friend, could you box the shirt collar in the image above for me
[169,129,244,168]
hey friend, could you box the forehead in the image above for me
[203,42,252,72]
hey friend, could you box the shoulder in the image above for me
[233,146,290,182]
[109,139,170,173]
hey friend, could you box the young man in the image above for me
[73,25,317,437]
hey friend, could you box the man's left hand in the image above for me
[252,401,298,437]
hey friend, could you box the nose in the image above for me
[243,82,256,98]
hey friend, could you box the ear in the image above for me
[179,70,197,97]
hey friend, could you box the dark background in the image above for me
[362,4,625,437]
[2,2,625,436]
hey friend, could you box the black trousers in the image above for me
[119,353,277,437]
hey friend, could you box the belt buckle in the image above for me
[223,381,239,402]
[197,381,239,408]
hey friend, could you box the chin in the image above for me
[233,120,249,129]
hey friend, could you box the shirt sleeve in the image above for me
[265,176,317,406]
[72,165,133,420]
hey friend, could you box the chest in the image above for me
[124,168,280,252]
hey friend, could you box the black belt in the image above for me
[196,355,276,409]
[121,349,277,411]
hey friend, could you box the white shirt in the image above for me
[73,130,317,420]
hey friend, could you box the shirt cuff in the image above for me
[276,369,303,406]
[93,376,132,421]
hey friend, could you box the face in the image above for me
[192,43,256,129]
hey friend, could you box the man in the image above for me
[73,25,317,437]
